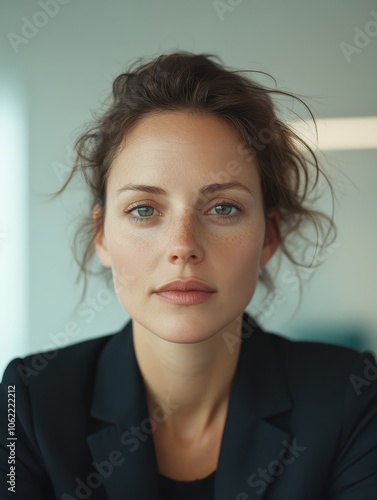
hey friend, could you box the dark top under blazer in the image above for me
[1,312,377,500]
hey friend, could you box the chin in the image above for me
[129,298,248,344]
[132,311,222,344]
[157,330,217,344]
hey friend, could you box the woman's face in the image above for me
[95,111,279,343]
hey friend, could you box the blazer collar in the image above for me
[87,312,293,500]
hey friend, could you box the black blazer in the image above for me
[1,311,377,499]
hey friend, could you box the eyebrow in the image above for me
[117,181,254,197]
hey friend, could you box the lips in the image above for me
[154,279,216,293]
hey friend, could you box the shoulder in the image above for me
[266,327,365,365]
[260,322,372,367]
[0,323,132,456]
[0,322,128,392]
[257,323,377,401]
[261,329,377,495]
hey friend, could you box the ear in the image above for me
[93,204,112,268]
[259,208,280,266]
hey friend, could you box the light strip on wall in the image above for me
[0,76,29,377]
[290,116,377,151]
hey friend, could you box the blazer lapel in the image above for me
[86,320,160,500]
[215,312,293,500]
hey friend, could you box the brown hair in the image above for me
[51,50,336,302]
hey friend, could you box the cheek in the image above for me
[216,227,264,307]
[106,232,151,296]
[218,226,264,285]
[234,245,264,308]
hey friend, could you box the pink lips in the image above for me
[154,279,216,305]
[154,279,216,293]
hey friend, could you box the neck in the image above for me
[132,315,243,439]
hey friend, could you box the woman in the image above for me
[1,51,377,500]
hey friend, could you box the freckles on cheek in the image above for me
[218,229,263,277]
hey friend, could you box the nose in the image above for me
[167,210,204,265]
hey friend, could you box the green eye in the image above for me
[208,204,239,216]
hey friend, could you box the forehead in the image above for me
[117,110,246,155]
[108,110,259,190]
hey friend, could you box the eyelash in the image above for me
[124,200,243,225]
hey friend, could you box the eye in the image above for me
[124,202,159,224]
[207,203,241,218]
[129,205,155,217]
